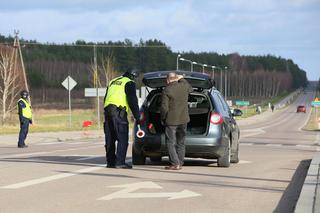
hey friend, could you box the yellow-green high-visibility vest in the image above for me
[17,98,32,119]
[104,76,132,112]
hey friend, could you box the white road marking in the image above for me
[1,165,105,189]
[240,143,253,146]
[298,106,313,131]
[296,145,313,148]
[35,142,64,145]
[266,144,283,147]
[97,181,201,201]
[238,160,252,164]
[241,128,265,138]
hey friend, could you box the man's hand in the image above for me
[177,75,184,81]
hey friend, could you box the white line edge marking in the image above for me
[266,144,283,147]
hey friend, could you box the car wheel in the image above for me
[231,141,239,164]
[217,139,231,167]
[150,156,162,162]
[132,145,146,165]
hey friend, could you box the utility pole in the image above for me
[225,66,227,99]
[14,30,31,104]
[94,44,100,129]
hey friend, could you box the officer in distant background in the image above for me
[103,68,140,169]
[17,90,32,148]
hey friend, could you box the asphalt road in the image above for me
[0,90,319,213]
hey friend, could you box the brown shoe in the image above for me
[165,165,181,170]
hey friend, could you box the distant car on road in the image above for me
[296,105,306,113]
[132,71,243,168]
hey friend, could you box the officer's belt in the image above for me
[105,104,126,116]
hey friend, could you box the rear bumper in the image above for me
[133,133,228,159]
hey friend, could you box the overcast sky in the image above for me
[0,0,319,80]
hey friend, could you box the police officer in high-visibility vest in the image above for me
[17,90,32,148]
[103,68,140,169]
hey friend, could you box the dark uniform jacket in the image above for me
[160,78,193,126]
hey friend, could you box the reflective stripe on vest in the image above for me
[104,76,132,112]
[18,98,32,119]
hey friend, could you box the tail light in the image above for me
[210,112,223,125]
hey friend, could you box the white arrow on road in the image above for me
[97,181,201,201]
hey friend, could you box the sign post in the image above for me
[62,76,77,128]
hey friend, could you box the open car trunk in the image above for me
[146,92,211,135]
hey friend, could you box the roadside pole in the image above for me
[62,76,77,128]
[94,45,100,129]
[68,80,71,127]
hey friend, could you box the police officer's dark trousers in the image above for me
[18,118,29,147]
[104,106,129,167]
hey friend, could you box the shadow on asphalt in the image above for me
[274,159,311,213]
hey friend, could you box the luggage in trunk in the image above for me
[147,93,211,135]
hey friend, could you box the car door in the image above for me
[211,91,231,139]
[216,93,239,149]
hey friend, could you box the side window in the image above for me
[213,92,230,118]
[217,93,231,116]
[211,92,225,116]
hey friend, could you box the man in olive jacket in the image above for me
[160,72,193,170]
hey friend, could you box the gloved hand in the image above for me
[29,119,33,124]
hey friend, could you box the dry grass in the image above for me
[0,109,99,134]
[303,107,320,131]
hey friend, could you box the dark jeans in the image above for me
[165,124,187,166]
[104,106,129,166]
[18,118,29,146]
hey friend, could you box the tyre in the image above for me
[132,145,146,165]
[217,139,231,167]
[231,141,239,163]
[150,156,162,162]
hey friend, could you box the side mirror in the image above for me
[232,109,243,117]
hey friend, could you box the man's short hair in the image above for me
[167,72,177,82]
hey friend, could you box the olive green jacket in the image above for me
[160,78,193,126]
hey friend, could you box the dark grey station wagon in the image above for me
[132,71,242,167]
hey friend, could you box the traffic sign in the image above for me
[84,88,106,97]
[236,101,250,106]
[62,76,77,91]
[61,76,77,127]
[312,101,320,107]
